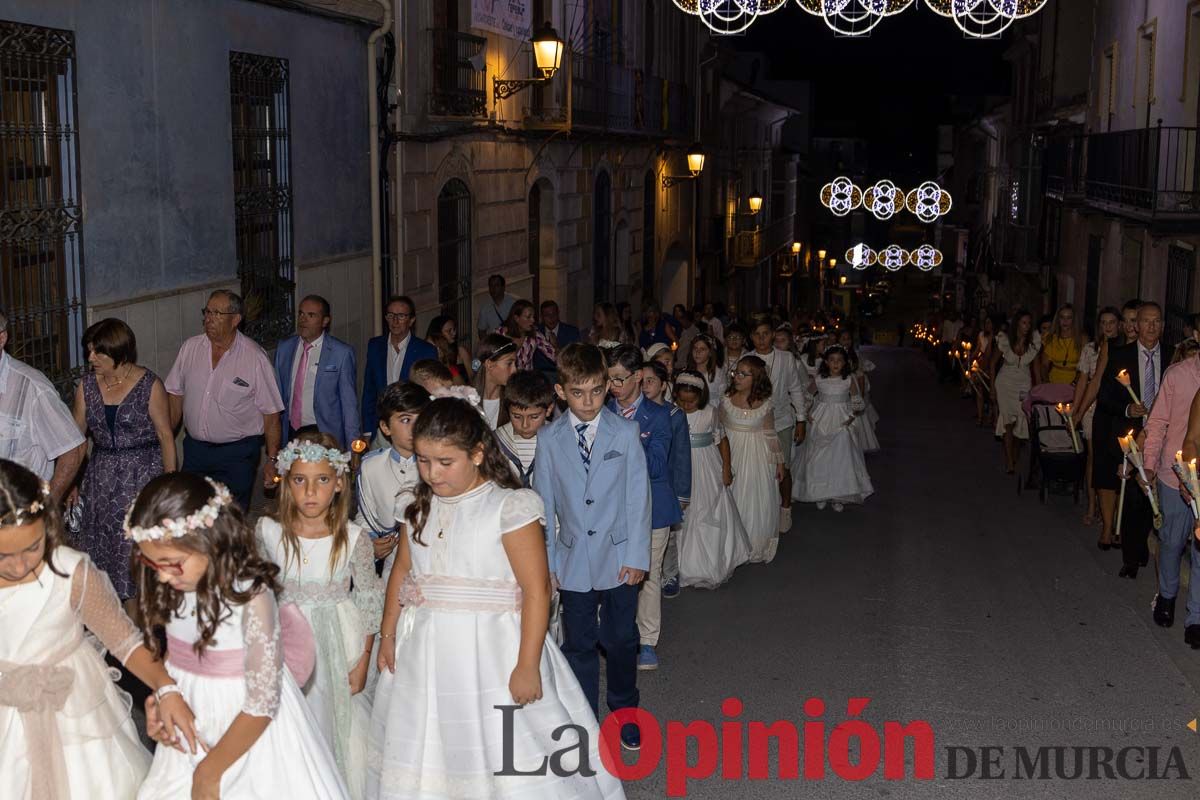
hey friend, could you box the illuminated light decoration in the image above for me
[911,244,944,271]
[924,0,953,15]
[672,0,701,12]
[987,0,1048,17]
[698,0,760,34]
[879,244,910,271]
[950,0,1014,38]
[758,0,791,11]
[846,243,877,269]
[820,0,887,36]
[904,181,953,223]
[863,179,903,221]
[820,176,863,217]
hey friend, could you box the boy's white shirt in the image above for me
[355,446,420,537]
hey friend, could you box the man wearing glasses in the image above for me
[361,295,437,439]
[165,290,284,511]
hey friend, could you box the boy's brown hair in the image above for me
[410,358,453,385]
[556,342,608,387]
[505,370,555,410]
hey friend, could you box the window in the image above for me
[230,51,293,346]
[437,179,472,344]
[0,20,85,398]
[1166,244,1195,346]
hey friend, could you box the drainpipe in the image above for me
[691,46,720,307]
[368,0,393,337]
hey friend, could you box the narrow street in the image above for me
[631,345,1200,799]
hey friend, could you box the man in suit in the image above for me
[362,295,437,438]
[274,295,359,448]
[534,343,650,751]
[539,300,581,348]
[605,345,678,672]
[1097,301,1165,579]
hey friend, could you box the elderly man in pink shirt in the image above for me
[1142,349,1200,648]
[165,289,284,511]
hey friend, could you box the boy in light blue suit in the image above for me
[534,343,650,752]
[605,345,679,673]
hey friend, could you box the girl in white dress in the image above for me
[721,356,784,563]
[259,433,384,799]
[673,372,751,588]
[0,459,198,800]
[687,333,726,403]
[130,472,348,800]
[988,311,1042,474]
[794,346,874,511]
[369,397,625,800]
[841,344,880,454]
[472,335,518,430]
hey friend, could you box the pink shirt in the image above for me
[165,332,284,443]
[1142,357,1200,489]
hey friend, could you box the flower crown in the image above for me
[275,441,352,475]
[431,385,481,406]
[124,478,232,543]
[1,482,50,527]
[674,373,706,390]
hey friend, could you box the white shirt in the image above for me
[0,353,85,480]
[567,409,599,454]
[354,447,419,537]
[289,334,324,428]
[941,319,963,344]
[483,398,501,430]
[704,316,724,343]
[477,294,517,334]
[386,333,410,386]
[754,347,807,429]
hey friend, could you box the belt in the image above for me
[400,574,523,614]
[690,432,715,448]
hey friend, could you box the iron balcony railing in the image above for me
[1044,134,1085,200]
[730,214,795,269]
[429,29,486,118]
[1083,123,1199,217]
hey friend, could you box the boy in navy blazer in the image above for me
[534,343,651,751]
[605,345,679,673]
[361,295,437,437]
[273,295,360,448]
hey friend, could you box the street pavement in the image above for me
[623,344,1200,799]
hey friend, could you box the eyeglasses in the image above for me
[136,552,190,576]
[201,308,237,319]
[609,374,637,387]
[733,370,753,379]
[384,312,413,322]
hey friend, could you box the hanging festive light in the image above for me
[950,0,1015,38]
[698,0,760,35]
[911,244,944,271]
[879,244,910,271]
[846,244,877,269]
[820,176,863,217]
[987,0,1048,18]
[904,181,954,223]
[820,0,888,37]
[863,179,903,220]
[680,0,1036,35]
[672,0,701,12]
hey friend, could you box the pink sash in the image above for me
[167,602,315,686]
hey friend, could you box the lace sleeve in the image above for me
[349,528,384,634]
[70,557,142,664]
[711,408,726,444]
[240,588,282,719]
[500,489,546,534]
[761,407,784,465]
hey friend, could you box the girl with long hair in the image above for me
[499,299,556,372]
[0,459,196,800]
[1072,306,1121,528]
[425,315,473,383]
[1038,303,1086,384]
[687,333,726,401]
[989,310,1042,474]
[368,398,624,799]
[131,472,348,799]
[257,432,383,798]
[720,356,784,563]
[472,334,518,429]
[586,302,623,346]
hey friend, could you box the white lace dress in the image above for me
[0,547,151,800]
[1077,341,1100,439]
[993,332,1043,440]
[849,364,880,454]
[720,397,783,563]
[137,585,348,799]
[257,519,383,800]
[794,377,874,505]
[367,481,625,800]
[678,406,751,589]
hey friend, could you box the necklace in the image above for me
[101,364,134,390]
[297,535,324,566]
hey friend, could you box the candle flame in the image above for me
[351,438,368,454]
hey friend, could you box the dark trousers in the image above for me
[1119,477,1153,569]
[182,434,262,512]
[559,583,640,718]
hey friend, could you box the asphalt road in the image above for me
[621,345,1200,799]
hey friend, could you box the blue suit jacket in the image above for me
[608,396,681,529]
[661,401,692,507]
[361,334,438,435]
[541,322,581,348]
[274,334,360,448]
[534,408,652,592]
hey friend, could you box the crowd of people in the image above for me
[922,299,1200,652]
[0,278,882,799]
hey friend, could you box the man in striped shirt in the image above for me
[495,371,555,487]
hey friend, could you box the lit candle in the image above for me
[1116,369,1142,405]
[351,438,368,454]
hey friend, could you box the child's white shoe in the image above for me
[815,502,827,511]
[832,503,844,513]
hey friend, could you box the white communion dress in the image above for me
[137,585,349,799]
[0,547,151,800]
[257,519,383,800]
[678,405,751,588]
[720,396,783,563]
[367,481,626,800]
[795,376,874,506]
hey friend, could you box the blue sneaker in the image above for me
[661,576,680,599]
[637,644,658,671]
[620,723,641,751]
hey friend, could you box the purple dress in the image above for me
[79,370,164,598]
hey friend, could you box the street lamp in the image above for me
[792,241,802,256]
[493,22,565,102]
[818,249,827,261]
[663,143,707,188]
[747,190,763,215]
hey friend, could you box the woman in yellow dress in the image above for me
[1038,304,1086,385]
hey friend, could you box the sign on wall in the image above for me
[471,0,532,40]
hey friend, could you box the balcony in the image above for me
[730,214,794,269]
[1044,134,1084,202]
[990,222,1040,275]
[1083,124,1200,223]
[429,29,486,118]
